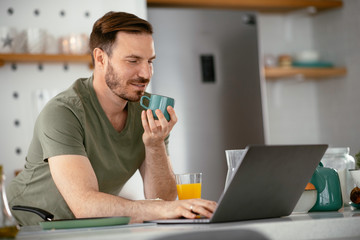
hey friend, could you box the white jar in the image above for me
[321,147,355,206]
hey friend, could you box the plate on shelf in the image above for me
[292,61,334,68]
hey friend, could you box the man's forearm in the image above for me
[48,155,169,222]
[49,154,217,223]
[74,192,216,223]
[141,143,177,200]
[68,190,161,222]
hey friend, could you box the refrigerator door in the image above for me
[148,8,264,201]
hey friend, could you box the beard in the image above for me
[105,61,149,102]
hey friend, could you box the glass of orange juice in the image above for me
[175,173,202,200]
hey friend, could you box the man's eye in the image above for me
[128,60,138,63]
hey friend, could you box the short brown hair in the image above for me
[89,11,153,64]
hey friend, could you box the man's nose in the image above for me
[138,62,152,79]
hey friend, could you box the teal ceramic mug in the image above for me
[140,94,175,121]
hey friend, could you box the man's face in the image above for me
[105,32,155,102]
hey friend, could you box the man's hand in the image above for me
[141,106,177,147]
[162,198,217,220]
[132,198,217,223]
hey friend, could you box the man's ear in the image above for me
[93,48,107,70]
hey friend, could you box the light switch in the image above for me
[200,54,215,83]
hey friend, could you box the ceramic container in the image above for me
[26,28,46,54]
[309,162,343,211]
[293,189,317,213]
[0,27,17,53]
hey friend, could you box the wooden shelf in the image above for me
[0,53,93,68]
[0,54,347,80]
[264,67,347,79]
[147,0,343,13]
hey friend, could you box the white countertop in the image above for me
[16,207,360,240]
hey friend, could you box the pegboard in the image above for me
[0,0,146,187]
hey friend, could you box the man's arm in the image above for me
[139,106,178,200]
[48,154,217,223]
[49,155,129,218]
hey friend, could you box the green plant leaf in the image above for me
[355,151,360,169]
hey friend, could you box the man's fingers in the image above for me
[146,109,158,133]
[167,106,177,124]
[141,110,151,132]
[178,199,217,219]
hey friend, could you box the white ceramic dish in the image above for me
[295,50,320,62]
[293,189,317,213]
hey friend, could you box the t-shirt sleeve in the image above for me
[35,101,87,161]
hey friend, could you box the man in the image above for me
[7,11,216,226]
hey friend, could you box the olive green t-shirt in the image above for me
[7,76,163,226]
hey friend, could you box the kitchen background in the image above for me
[1,0,359,201]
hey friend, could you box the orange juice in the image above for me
[176,183,201,200]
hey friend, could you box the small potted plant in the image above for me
[355,152,360,169]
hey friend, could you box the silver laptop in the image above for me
[147,144,328,224]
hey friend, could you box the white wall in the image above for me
[0,0,146,200]
[258,0,360,156]
[258,10,319,145]
[314,1,360,155]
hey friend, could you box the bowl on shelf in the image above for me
[293,183,317,214]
